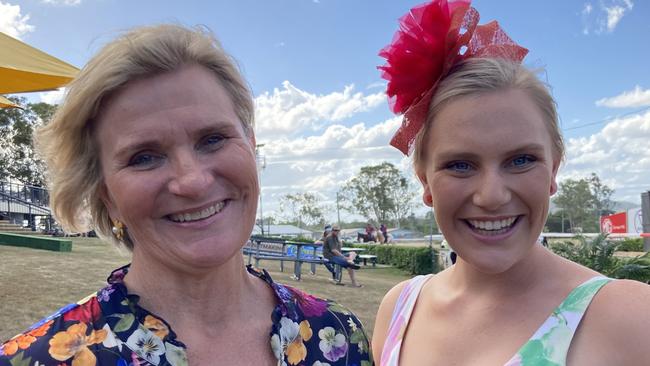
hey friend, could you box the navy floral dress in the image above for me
[0,265,372,366]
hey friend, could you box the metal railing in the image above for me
[0,181,50,208]
[0,181,52,231]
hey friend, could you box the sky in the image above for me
[1,0,649,224]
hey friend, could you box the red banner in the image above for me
[600,212,627,233]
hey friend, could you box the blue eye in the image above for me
[128,153,161,168]
[511,154,536,167]
[446,161,473,173]
[199,134,225,151]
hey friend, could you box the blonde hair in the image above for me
[36,24,254,249]
[413,58,564,173]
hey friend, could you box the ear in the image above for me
[549,159,560,196]
[416,169,433,207]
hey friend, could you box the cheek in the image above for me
[104,173,159,222]
[223,143,259,192]
[429,176,465,219]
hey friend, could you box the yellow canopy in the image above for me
[0,32,79,94]
[0,95,21,109]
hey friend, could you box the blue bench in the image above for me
[244,236,341,281]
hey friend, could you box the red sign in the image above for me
[600,212,627,233]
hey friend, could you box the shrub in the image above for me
[617,238,644,252]
[552,234,650,283]
[349,243,438,275]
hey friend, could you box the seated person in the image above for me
[324,225,362,287]
[316,224,337,279]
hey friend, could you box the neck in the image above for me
[124,252,270,328]
[445,245,559,299]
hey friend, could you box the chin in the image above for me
[459,250,523,275]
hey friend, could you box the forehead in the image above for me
[426,89,553,159]
[95,65,242,139]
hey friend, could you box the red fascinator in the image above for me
[379,0,528,155]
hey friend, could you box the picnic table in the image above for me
[341,247,365,253]
[342,247,378,266]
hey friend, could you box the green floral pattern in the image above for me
[505,277,611,366]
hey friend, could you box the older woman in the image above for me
[372,1,650,365]
[0,25,371,365]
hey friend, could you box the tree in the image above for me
[553,178,596,232]
[588,173,615,217]
[0,97,56,186]
[279,192,325,229]
[341,162,416,226]
[552,172,614,233]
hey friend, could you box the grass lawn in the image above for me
[0,237,411,341]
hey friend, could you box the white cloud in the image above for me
[605,6,626,31]
[41,0,82,5]
[581,0,633,35]
[366,81,386,90]
[561,110,650,203]
[596,86,650,108]
[256,114,420,221]
[39,88,66,104]
[0,1,34,39]
[254,81,385,138]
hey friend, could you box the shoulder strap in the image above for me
[381,274,432,366]
[509,276,612,366]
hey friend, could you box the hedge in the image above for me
[617,238,644,252]
[0,233,72,252]
[347,243,438,275]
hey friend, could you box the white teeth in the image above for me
[169,202,225,223]
[468,217,517,231]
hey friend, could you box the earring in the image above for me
[423,192,433,206]
[112,219,124,241]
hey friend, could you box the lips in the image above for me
[464,216,521,236]
[167,201,226,223]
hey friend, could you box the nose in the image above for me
[472,169,512,211]
[167,153,214,198]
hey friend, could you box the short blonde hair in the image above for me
[413,58,564,174]
[36,24,254,249]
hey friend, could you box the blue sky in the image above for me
[2,0,649,222]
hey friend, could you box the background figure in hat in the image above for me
[372,1,650,365]
[323,224,363,287]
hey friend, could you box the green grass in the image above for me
[0,237,410,341]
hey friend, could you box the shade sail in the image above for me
[0,95,21,109]
[0,32,79,94]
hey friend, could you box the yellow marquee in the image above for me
[0,32,78,94]
[0,95,21,109]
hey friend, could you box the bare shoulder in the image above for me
[575,279,650,363]
[371,278,416,363]
[593,279,650,318]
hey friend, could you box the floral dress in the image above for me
[0,265,372,366]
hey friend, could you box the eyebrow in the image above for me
[435,143,547,161]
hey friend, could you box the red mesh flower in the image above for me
[378,0,528,155]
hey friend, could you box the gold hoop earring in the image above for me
[112,220,124,241]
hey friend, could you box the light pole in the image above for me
[255,144,266,236]
[336,191,341,227]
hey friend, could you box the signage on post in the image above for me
[600,211,628,234]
